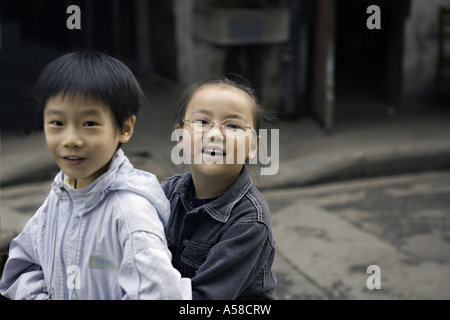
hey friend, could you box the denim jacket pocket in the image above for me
[181,242,210,269]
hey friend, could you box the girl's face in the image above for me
[44,94,134,189]
[179,85,258,180]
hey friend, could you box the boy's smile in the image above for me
[62,155,86,166]
[44,94,134,189]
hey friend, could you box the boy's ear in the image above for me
[119,115,136,144]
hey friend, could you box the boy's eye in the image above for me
[50,121,63,126]
[83,121,98,127]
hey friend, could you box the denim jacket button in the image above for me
[182,239,190,247]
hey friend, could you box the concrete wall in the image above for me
[173,0,288,110]
[402,0,449,103]
[173,0,228,86]
[173,0,450,110]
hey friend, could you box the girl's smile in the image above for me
[179,84,258,198]
[202,144,225,157]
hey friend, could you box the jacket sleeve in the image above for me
[117,192,191,300]
[190,221,273,300]
[119,231,191,300]
[0,212,50,300]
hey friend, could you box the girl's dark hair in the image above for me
[34,51,144,130]
[173,73,277,132]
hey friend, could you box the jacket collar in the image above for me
[52,148,127,210]
[177,166,253,223]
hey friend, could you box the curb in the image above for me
[2,142,450,191]
[255,142,450,190]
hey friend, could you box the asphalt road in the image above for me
[2,170,450,300]
[265,170,450,300]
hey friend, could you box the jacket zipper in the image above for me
[48,186,65,299]
[58,187,73,300]
[56,186,65,207]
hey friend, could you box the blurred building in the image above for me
[0,0,449,133]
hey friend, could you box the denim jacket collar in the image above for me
[177,166,253,223]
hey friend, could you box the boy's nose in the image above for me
[63,128,83,148]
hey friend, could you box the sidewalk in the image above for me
[3,77,450,189]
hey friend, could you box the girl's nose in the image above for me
[204,122,224,142]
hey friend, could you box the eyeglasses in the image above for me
[183,114,252,137]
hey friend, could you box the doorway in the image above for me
[336,1,388,98]
[334,0,409,123]
[310,0,409,130]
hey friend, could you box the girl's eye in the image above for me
[192,119,209,126]
[50,121,63,126]
[226,123,242,130]
[83,121,98,127]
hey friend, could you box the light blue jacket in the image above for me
[0,149,191,300]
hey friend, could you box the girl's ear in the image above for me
[247,131,260,160]
[119,115,136,144]
[175,123,183,143]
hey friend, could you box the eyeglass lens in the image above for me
[188,115,247,136]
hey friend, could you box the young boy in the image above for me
[0,51,191,300]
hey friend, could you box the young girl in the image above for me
[0,51,191,300]
[162,75,277,299]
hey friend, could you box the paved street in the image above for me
[2,169,450,299]
[265,170,450,299]
[1,74,450,299]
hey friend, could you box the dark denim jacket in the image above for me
[162,166,277,300]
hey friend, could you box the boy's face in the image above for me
[44,94,134,189]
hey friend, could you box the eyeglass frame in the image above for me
[182,114,252,136]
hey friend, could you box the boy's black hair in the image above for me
[34,51,144,130]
